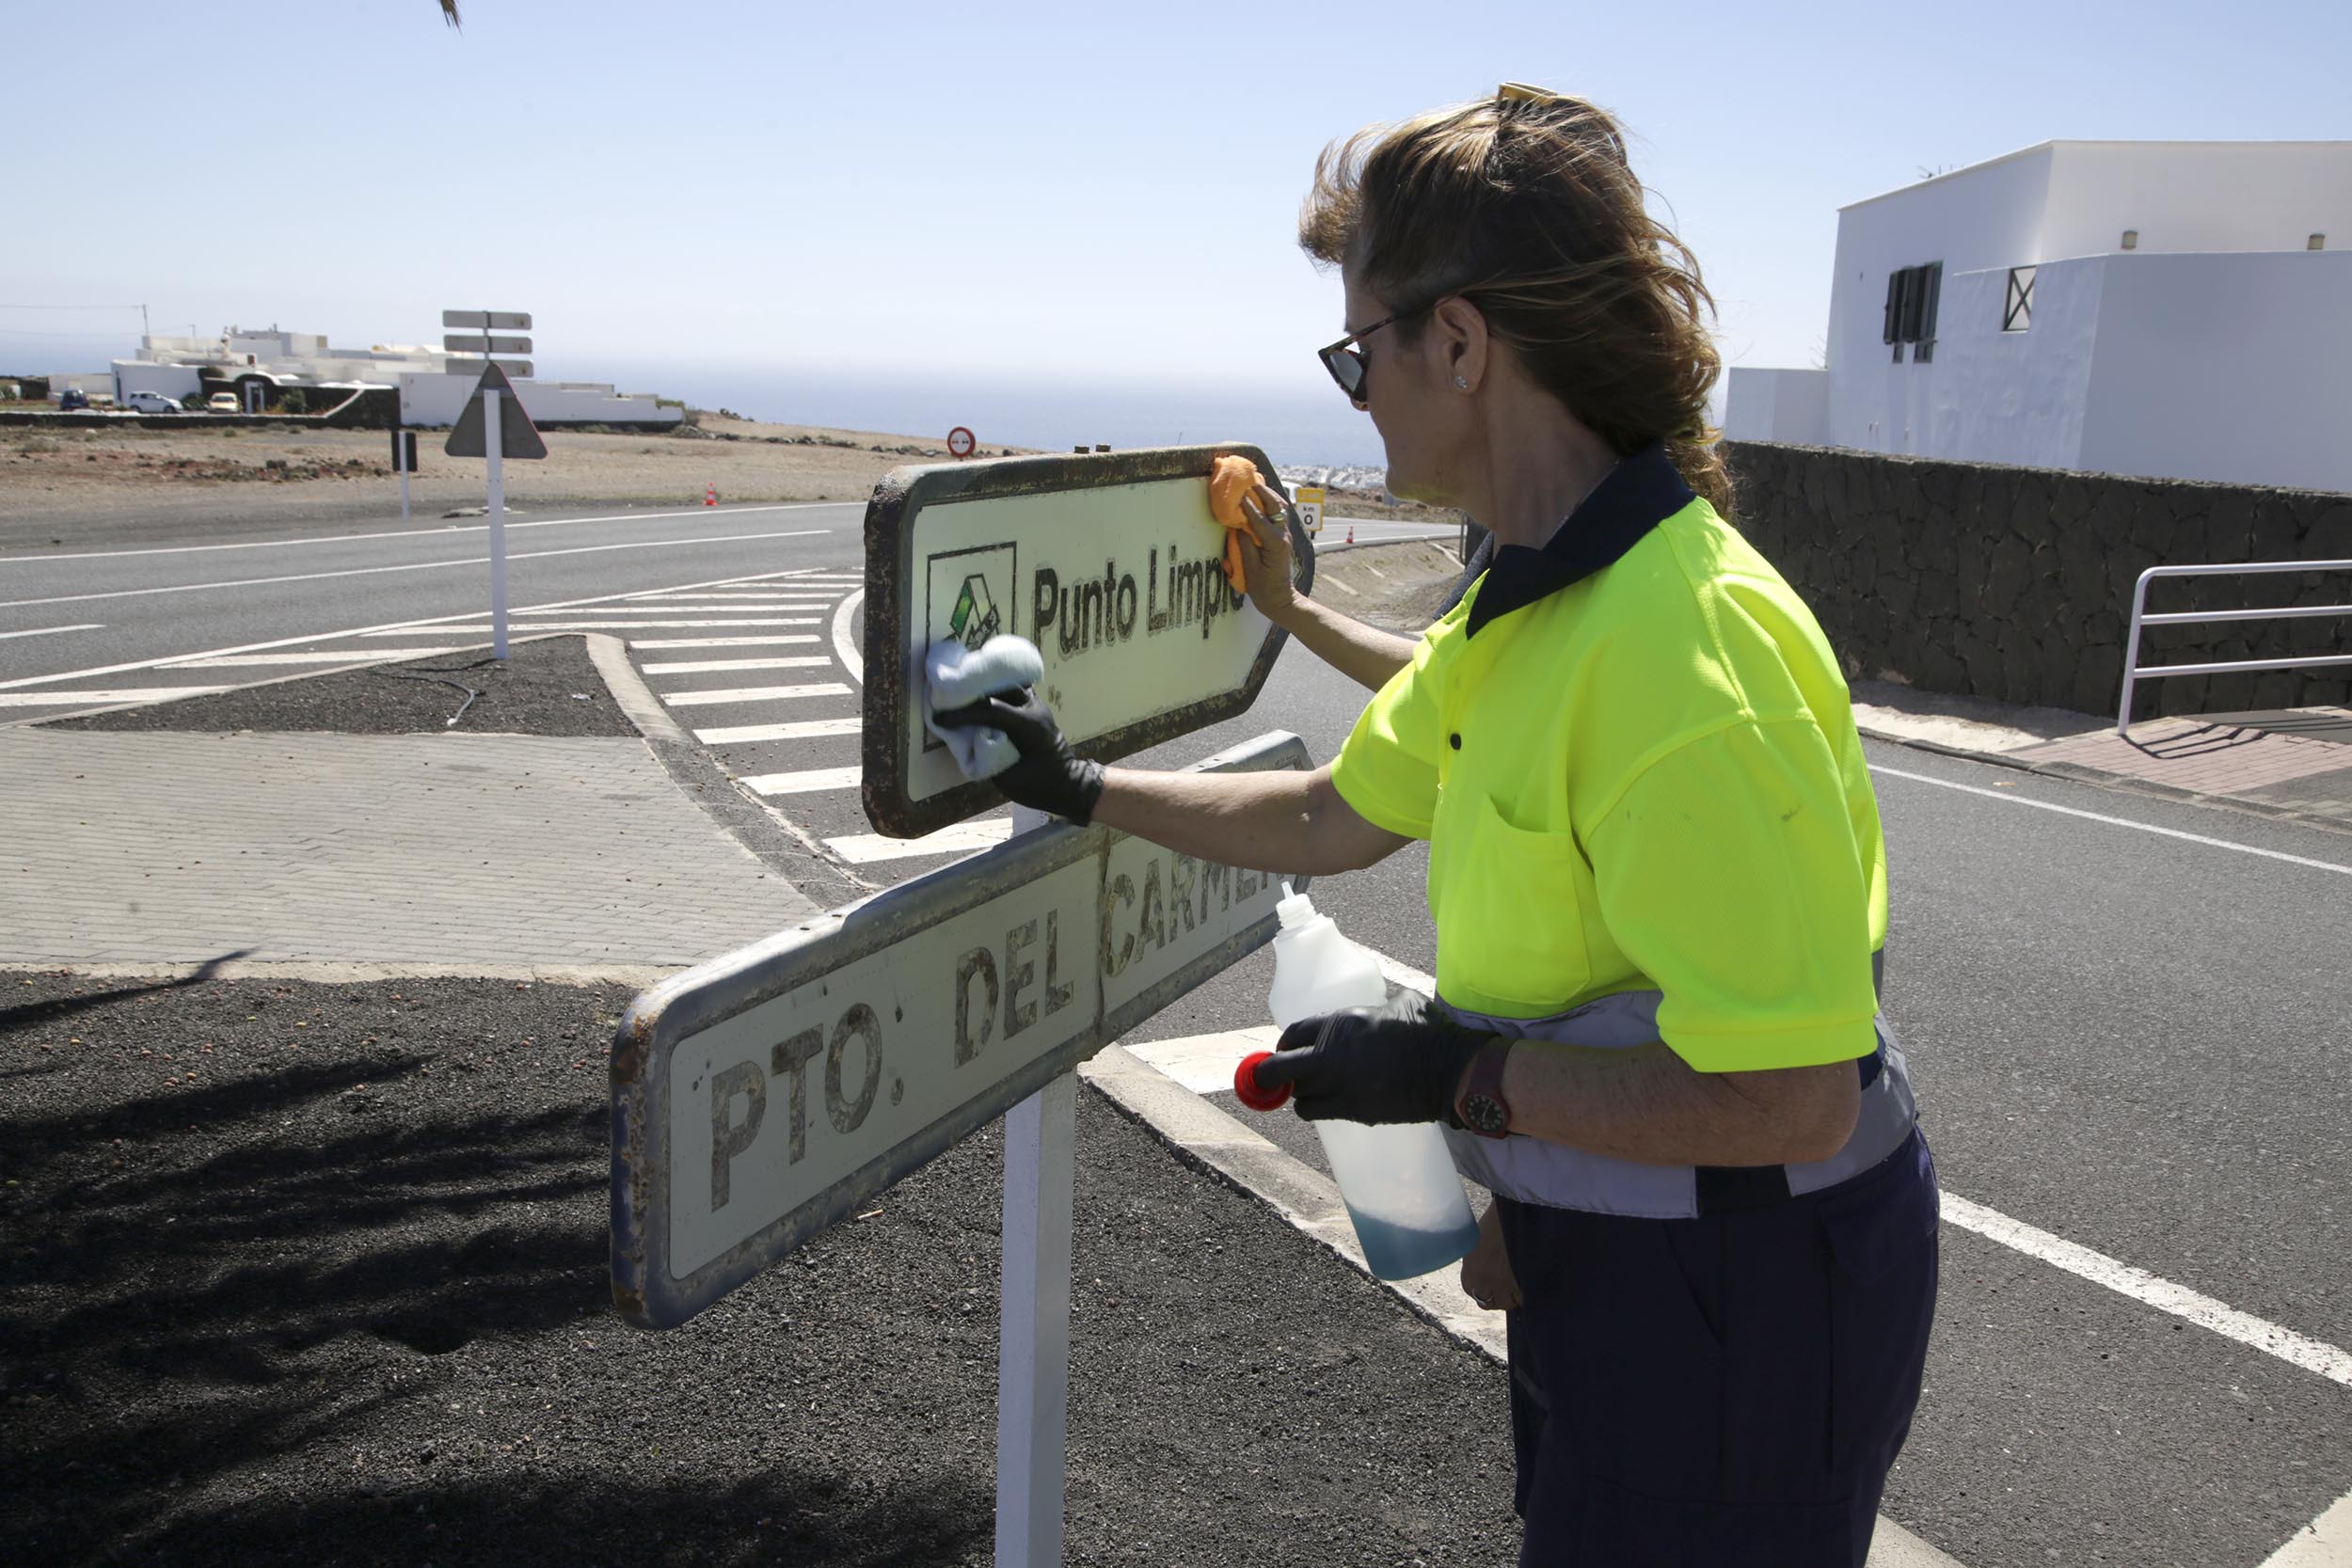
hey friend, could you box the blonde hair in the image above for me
[1298,89,1731,517]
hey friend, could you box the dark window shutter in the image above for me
[1919,262,1943,343]
[1883,271,1901,344]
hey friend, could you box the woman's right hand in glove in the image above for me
[930,686,1106,825]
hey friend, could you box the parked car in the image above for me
[56,388,89,410]
[207,391,240,414]
[124,390,184,414]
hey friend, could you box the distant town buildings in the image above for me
[1725,140,2352,493]
[61,324,680,428]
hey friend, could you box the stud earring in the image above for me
[1454,376,1469,390]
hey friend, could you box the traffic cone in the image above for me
[1345,522,1355,544]
[704,483,718,508]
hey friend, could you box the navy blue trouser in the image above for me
[1497,1130,1940,1567]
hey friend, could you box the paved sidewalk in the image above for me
[1850,682,2352,832]
[0,728,814,973]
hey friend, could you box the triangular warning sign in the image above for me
[444,360,548,460]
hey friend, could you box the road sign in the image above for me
[390,430,418,472]
[444,334,532,356]
[610,729,1312,1330]
[445,361,548,461]
[859,444,1312,839]
[1295,483,1327,535]
[442,309,532,331]
[947,425,977,460]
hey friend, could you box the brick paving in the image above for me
[0,729,816,971]
[2008,709,2352,828]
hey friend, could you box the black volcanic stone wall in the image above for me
[1724,441,2352,721]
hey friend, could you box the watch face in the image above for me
[1462,1094,1508,1136]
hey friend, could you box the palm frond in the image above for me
[440,1,462,27]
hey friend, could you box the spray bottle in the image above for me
[1234,884,1480,1280]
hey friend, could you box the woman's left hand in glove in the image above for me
[1251,990,1491,1125]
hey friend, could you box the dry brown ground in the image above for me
[0,412,1454,540]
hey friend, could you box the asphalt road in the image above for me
[7,503,2347,1565]
[0,501,1450,706]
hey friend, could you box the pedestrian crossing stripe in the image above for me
[365,620,820,633]
[638,657,833,675]
[693,717,863,744]
[824,818,1012,863]
[659,682,851,708]
[740,766,863,796]
[628,636,819,650]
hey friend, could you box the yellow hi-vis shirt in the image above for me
[1330,448,1887,1072]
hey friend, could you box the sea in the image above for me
[580,359,1392,490]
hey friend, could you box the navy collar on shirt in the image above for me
[1462,439,1694,639]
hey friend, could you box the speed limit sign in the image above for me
[946,426,977,460]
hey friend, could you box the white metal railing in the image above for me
[2118,560,2352,735]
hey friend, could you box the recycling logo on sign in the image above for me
[950,574,1000,651]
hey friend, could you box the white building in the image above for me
[108,324,682,428]
[1724,141,2352,493]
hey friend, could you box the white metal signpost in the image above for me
[444,359,548,659]
[612,446,1317,1567]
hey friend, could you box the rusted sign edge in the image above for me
[858,444,1316,841]
[612,729,1312,1331]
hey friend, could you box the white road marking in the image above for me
[659,682,850,708]
[741,766,863,796]
[1940,1193,2352,1388]
[693,716,863,744]
[1124,1027,1280,1093]
[0,530,832,610]
[167,649,464,667]
[2262,1488,2352,1566]
[625,592,839,602]
[826,818,1012,863]
[834,589,865,685]
[0,501,845,564]
[510,602,835,614]
[0,623,103,641]
[378,619,818,633]
[0,566,821,691]
[628,635,818,650]
[0,687,228,706]
[638,656,832,675]
[1870,764,2352,877]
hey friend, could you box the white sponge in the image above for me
[923,634,1045,780]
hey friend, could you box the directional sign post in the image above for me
[609,730,1309,1326]
[860,444,1312,839]
[610,731,1312,1564]
[445,361,548,659]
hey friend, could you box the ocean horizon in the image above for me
[574,359,1392,476]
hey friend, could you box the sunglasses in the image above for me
[1316,299,1439,403]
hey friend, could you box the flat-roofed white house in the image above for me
[1724,140,2352,493]
[107,325,681,429]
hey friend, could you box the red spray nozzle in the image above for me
[1233,1050,1291,1112]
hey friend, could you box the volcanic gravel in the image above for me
[1,969,1523,1566]
[51,636,637,738]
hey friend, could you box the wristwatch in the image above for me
[1453,1037,1515,1139]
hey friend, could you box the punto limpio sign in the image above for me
[860,445,1311,840]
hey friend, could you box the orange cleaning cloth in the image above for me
[1207,454,1269,595]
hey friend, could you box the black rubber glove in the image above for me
[1253,990,1491,1126]
[930,686,1107,826]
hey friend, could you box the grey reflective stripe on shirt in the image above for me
[1438,982,1918,1220]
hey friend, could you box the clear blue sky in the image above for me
[9,0,2348,415]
